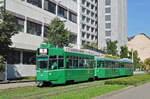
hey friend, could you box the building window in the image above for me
[27,21,42,36]
[82,24,86,30]
[82,0,86,5]
[69,34,77,44]
[105,31,111,36]
[82,40,86,45]
[95,36,97,40]
[86,33,90,39]
[105,7,111,13]
[72,0,77,3]
[91,12,94,17]
[27,0,42,8]
[106,23,111,29]
[44,0,56,14]
[86,2,90,8]
[82,15,86,21]
[58,6,67,19]
[82,32,85,38]
[86,18,90,23]
[7,50,20,64]
[86,10,90,15]
[91,35,94,40]
[95,0,97,3]
[91,4,94,10]
[82,7,86,14]
[86,26,90,31]
[95,7,97,11]
[105,0,111,6]
[23,51,36,65]
[91,20,94,25]
[105,15,111,21]
[16,18,24,32]
[69,12,77,23]
[91,27,94,32]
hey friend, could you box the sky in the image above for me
[127,0,150,37]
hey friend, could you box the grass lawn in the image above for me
[0,81,125,99]
[0,74,150,99]
[48,85,126,99]
[105,73,150,86]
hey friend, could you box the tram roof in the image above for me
[96,58,133,63]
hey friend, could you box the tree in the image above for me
[106,40,118,56]
[0,9,18,58]
[82,43,88,49]
[44,17,71,48]
[128,50,142,70]
[120,46,128,58]
[143,58,150,70]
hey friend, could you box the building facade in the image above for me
[0,0,127,79]
[98,0,127,51]
[128,33,150,62]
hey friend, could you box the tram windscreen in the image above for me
[39,61,48,69]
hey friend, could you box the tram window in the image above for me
[39,61,47,69]
[126,63,130,68]
[105,62,108,68]
[73,56,78,68]
[79,57,84,68]
[66,56,72,69]
[97,61,104,68]
[84,58,89,68]
[124,63,127,68]
[112,62,115,68]
[58,56,64,69]
[115,62,119,68]
[120,64,124,68]
[49,56,57,69]
[106,62,112,68]
[89,60,94,68]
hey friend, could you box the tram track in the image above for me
[10,81,104,99]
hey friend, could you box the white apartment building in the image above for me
[0,0,127,79]
[98,0,127,51]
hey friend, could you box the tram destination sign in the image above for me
[39,48,48,55]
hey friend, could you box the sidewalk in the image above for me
[93,82,150,99]
[0,81,35,90]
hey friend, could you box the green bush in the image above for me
[105,74,150,86]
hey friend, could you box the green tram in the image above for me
[95,58,133,79]
[36,44,133,87]
[36,44,96,86]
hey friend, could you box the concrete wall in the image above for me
[0,64,36,80]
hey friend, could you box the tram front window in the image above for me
[39,61,48,69]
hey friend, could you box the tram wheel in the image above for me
[36,81,44,87]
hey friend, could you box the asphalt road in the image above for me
[93,82,150,99]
